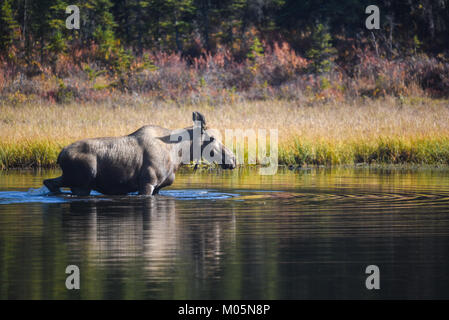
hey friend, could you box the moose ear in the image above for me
[192,111,206,131]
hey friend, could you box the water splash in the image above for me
[27,185,50,196]
[0,187,239,204]
[0,192,67,205]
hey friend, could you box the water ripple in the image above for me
[0,186,448,206]
[231,189,449,207]
[0,187,239,204]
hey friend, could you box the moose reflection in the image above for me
[61,196,237,281]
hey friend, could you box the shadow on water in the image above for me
[1,167,449,299]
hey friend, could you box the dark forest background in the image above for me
[1,0,449,104]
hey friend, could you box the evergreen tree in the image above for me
[306,23,337,73]
[0,0,19,52]
[0,0,448,71]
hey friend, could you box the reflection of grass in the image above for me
[1,96,449,168]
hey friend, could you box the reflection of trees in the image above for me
[0,202,72,299]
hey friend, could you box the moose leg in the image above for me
[139,184,155,195]
[43,176,64,193]
[71,187,91,196]
[153,173,175,195]
[61,157,96,196]
[139,167,158,195]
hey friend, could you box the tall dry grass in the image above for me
[1,96,449,168]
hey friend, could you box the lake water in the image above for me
[1,167,449,299]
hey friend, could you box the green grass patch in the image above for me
[2,137,449,169]
[0,140,63,169]
[278,137,449,166]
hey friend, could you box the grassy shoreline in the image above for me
[1,97,449,169]
[2,136,449,169]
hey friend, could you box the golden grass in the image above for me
[1,96,449,168]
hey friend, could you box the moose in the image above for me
[44,112,236,196]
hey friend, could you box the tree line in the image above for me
[1,1,448,63]
[0,0,449,85]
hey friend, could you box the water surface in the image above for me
[1,167,449,299]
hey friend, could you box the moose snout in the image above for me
[222,155,236,169]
